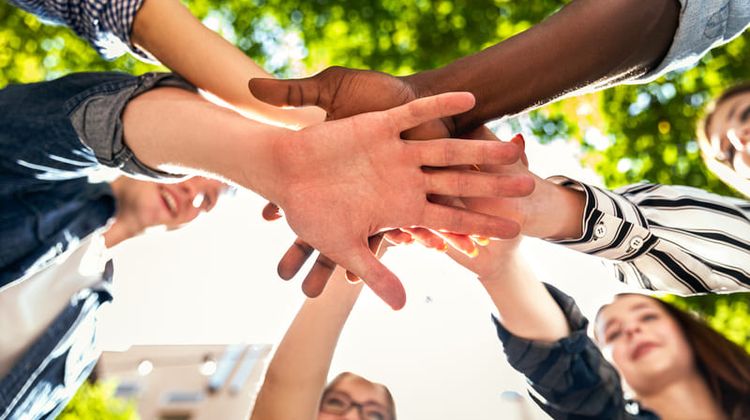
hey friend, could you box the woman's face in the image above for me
[705,91,750,179]
[596,295,694,396]
[318,375,392,420]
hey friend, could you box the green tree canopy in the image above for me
[1,0,747,351]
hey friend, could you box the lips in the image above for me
[159,187,180,217]
[630,341,659,361]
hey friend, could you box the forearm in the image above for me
[479,249,570,342]
[252,270,362,420]
[121,86,289,201]
[407,0,680,133]
[131,0,325,129]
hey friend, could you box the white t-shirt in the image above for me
[0,233,109,378]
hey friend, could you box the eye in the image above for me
[322,396,346,408]
[364,409,387,420]
[640,313,658,322]
[605,329,622,343]
[739,105,750,123]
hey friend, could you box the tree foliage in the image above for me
[58,381,139,420]
[1,0,748,355]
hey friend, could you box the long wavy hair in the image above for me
[597,295,750,419]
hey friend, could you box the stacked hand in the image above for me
[258,91,533,309]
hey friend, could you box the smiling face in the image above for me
[318,374,394,420]
[595,295,695,397]
[703,89,750,180]
[122,176,227,231]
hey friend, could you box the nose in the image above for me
[729,125,750,151]
[623,322,642,339]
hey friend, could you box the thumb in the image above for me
[248,75,329,110]
[343,245,406,310]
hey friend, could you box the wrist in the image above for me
[521,177,584,240]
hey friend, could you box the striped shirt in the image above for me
[550,177,750,295]
[9,0,149,60]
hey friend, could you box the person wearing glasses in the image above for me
[251,263,396,420]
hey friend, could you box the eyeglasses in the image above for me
[320,390,391,420]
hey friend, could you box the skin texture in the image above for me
[104,176,226,247]
[131,0,324,128]
[121,87,532,309]
[704,91,750,179]
[251,0,680,296]
[318,376,391,420]
[595,296,726,420]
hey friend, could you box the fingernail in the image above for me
[467,246,479,258]
[473,236,490,246]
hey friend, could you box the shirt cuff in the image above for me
[630,0,750,83]
[68,72,196,180]
[546,176,658,261]
[96,0,153,62]
[492,284,589,385]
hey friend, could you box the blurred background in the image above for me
[1,0,749,419]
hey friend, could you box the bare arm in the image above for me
[408,0,681,132]
[250,0,680,135]
[251,269,363,420]
[131,0,325,128]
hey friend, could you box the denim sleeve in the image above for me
[8,0,151,61]
[630,0,750,83]
[493,284,630,419]
[0,72,194,197]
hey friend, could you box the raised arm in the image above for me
[61,72,529,309]
[249,0,683,136]
[9,0,325,128]
[251,268,363,420]
[454,131,750,295]
[130,0,324,128]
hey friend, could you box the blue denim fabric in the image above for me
[0,72,183,419]
[0,264,113,420]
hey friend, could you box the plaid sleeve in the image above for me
[9,0,152,61]
[493,284,629,419]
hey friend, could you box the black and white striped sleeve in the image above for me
[548,176,750,295]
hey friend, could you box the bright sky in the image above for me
[98,129,635,420]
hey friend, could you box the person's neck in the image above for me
[638,371,725,420]
[103,179,146,249]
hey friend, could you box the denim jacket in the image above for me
[0,72,191,419]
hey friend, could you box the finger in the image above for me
[410,139,520,167]
[262,202,282,221]
[301,253,337,298]
[402,227,446,251]
[419,196,477,256]
[346,234,385,283]
[386,92,475,132]
[248,75,329,109]
[383,229,414,245]
[421,202,521,240]
[343,245,406,310]
[510,134,529,167]
[424,170,535,198]
[439,232,478,258]
[277,239,315,280]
